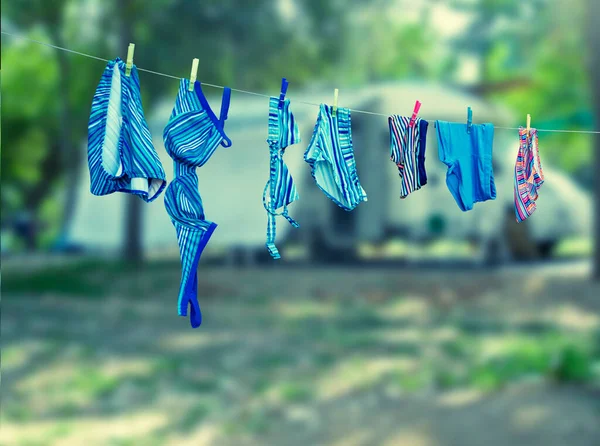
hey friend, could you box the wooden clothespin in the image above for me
[125,43,135,77]
[278,78,289,109]
[332,88,339,117]
[466,106,473,133]
[526,114,531,133]
[409,100,422,127]
[189,58,199,91]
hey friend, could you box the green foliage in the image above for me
[2,35,60,210]
[453,0,593,178]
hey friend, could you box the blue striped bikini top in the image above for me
[263,82,301,259]
[163,79,232,328]
[164,80,232,168]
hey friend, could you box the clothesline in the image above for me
[3,30,600,135]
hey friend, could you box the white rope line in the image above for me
[3,30,600,135]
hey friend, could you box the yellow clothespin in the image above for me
[189,58,199,91]
[333,88,339,117]
[125,43,135,77]
[526,114,531,133]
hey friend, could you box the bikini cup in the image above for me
[164,174,207,230]
[163,81,232,167]
[163,111,225,167]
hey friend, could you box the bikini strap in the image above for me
[262,182,299,260]
[281,207,299,228]
[219,87,233,148]
[220,87,231,123]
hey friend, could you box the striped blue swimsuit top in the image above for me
[87,58,166,201]
[263,79,301,259]
[163,79,232,328]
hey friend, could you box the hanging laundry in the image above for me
[87,57,166,201]
[435,120,496,211]
[305,104,368,211]
[514,127,544,222]
[389,115,429,198]
[263,79,301,259]
[163,79,232,328]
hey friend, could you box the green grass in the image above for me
[468,335,595,391]
[252,351,297,370]
[184,376,221,393]
[4,262,600,446]
[151,357,184,376]
[278,381,315,403]
[4,404,34,422]
[17,440,48,446]
[392,370,431,392]
[223,408,272,436]
[384,332,599,394]
[2,259,181,297]
[173,402,211,433]
[72,367,120,399]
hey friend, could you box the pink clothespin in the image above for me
[409,100,422,127]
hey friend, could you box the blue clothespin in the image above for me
[467,106,473,133]
[278,78,289,109]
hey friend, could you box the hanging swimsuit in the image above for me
[263,79,301,259]
[305,104,368,210]
[389,115,429,198]
[88,58,166,201]
[514,127,544,222]
[163,79,232,328]
[435,120,496,212]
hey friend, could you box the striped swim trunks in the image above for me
[514,127,544,222]
[163,78,232,328]
[263,90,301,260]
[389,115,429,198]
[305,104,367,211]
[87,58,166,201]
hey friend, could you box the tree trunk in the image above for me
[50,28,81,251]
[589,0,600,280]
[120,0,144,264]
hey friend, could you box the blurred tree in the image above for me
[3,1,75,249]
[448,0,593,179]
[118,0,143,263]
[1,40,60,246]
[587,0,600,280]
[2,0,113,250]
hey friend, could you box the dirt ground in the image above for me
[2,260,600,446]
